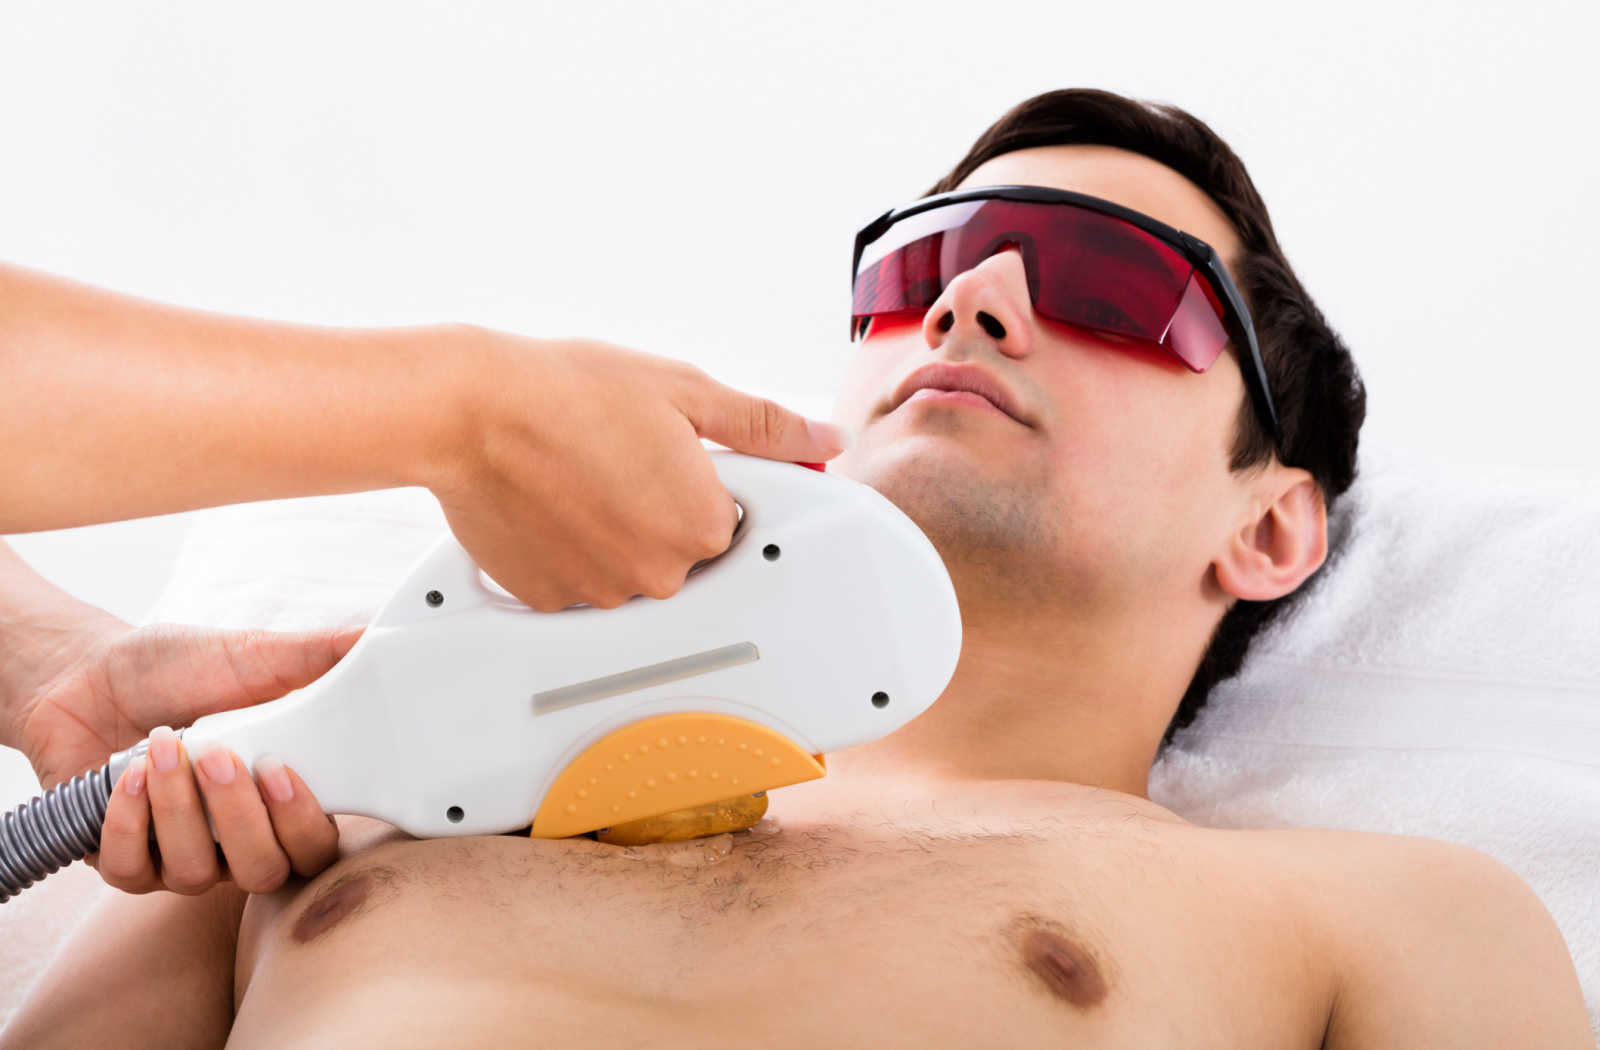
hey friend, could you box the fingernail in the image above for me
[805,419,853,453]
[122,756,147,797]
[149,726,179,773]
[197,746,236,785]
[255,755,294,803]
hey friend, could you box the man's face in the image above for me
[829,144,1259,618]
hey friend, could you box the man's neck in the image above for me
[814,601,1209,801]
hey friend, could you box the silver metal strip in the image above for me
[532,642,761,714]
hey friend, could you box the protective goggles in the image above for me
[851,185,1280,441]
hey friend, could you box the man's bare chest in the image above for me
[232,788,1333,1049]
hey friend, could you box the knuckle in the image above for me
[755,397,790,445]
[148,793,196,822]
[163,867,215,895]
[238,860,291,894]
[290,818,336,855]
[112,875,154,895]
[689,512,734,561]
[648,566,688,600]
[222,629,297,699]
[664,356,707,383]
[291,842,339,879]
[102,811,145,840]
[526,587,572,614]
[693,521,731,558]
[100,854,146,885]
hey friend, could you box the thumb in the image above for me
[678,373,853,461]
[124,624,366,728]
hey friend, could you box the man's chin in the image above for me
[839,424,1001,480]
[835,434,990,510]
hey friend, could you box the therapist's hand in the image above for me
[4,615,361,895]
[427,331,851,612]
[10,617,361,794]
[90,730,342,895]
[0,266,851,613]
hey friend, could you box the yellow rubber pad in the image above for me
[530,712,827,840]
[594,791,769,846]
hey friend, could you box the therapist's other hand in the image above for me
[89,734,336,895]
[430,331,851,612]
[12,619,361,796]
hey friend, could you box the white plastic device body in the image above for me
[176,451,963,838]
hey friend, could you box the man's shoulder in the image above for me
[1213,824,1592,1047]
[1206,820,1499,874]
[1203,823,1559,958]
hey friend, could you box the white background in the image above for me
[3,0,1597,622]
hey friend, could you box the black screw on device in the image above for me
[425,590,444,607]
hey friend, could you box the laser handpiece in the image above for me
[0,451,962,900]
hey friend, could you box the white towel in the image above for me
[1150,443,1600,1036]
[137,486,442,630]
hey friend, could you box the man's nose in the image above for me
[920,248,1034,357]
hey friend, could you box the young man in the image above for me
[6,88,1592,1049]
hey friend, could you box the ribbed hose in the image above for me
[0,740,150,904]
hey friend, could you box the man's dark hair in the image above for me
[925,88,1366,750]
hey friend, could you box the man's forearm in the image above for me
[0,263,472,532]
[0,881,247,1050]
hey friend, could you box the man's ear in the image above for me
[1213,470,1328,602]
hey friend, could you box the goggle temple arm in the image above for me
[1177,231,1281,443]
[850,207,899,339]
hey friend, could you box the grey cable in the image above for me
[0,738,153,903]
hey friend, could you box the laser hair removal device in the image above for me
[0,451,963,901]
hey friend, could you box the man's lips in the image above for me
[890,362,1028,424]
[901,388,1006,413]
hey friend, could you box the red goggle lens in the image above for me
[852,199,1229,372]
